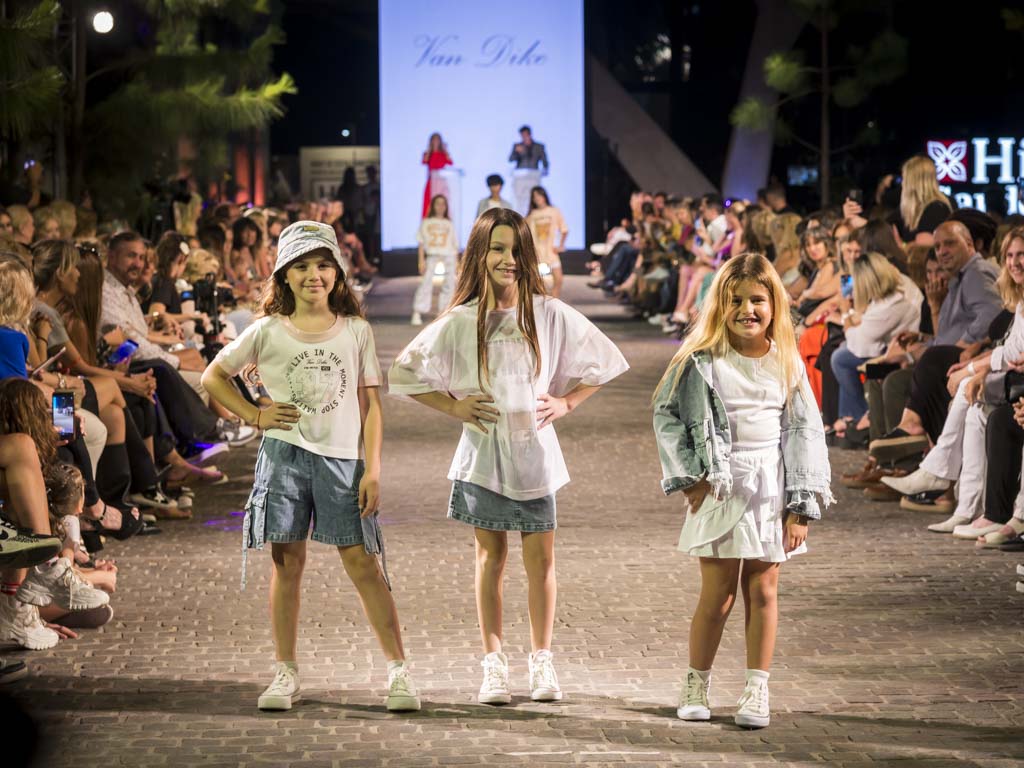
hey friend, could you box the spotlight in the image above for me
[92,11,114,34]
[340,129,351,138]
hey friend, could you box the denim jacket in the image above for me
[652,350,834,519]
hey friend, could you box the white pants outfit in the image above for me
[920,378,988,521]
[413,252,456,315]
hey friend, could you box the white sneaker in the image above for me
[927,514,971,533]
[386,663,421,711]
[528,649,562,701]
[478,651,511,705]
[217,419,258,447]
[0,594,59,650]
[677,670,711,720]
[1017,564,1024,579]
[17,558,110,611]
[258,662,301,710]
[1016,581,1024,595]
[411,312,423,326]
[647,313,668,326]
[880,467,950,496]
[734,679,770,729]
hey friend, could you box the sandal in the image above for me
[83,502,145,541]
[153,506,193,521]
[164,463,228,487]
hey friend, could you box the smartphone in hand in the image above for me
[52,391,76,441]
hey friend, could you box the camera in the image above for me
[191,273,236,361]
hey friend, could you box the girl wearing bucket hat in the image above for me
[201,220,420,713]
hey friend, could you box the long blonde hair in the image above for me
[0,254,35,332]
[900,155,951,231]
[446,208,546,383]
[655,253,800,396]
[997,225,1024,309]
[851,251,902,312]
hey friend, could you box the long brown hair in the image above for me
[65,245,105,366]
[445,208,546,383]
[259,248,364,319]
[0,377,58,467]
[997,225,1024,309]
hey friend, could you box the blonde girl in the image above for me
[202,221,420,714]
[412,194,458,326]
[653,253,832,729]
[390,207,627,705]
[899,155,952,246]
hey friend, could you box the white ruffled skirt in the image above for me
[678,445,806,562]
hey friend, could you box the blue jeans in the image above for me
[831,344,870,420]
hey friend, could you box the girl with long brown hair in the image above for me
[389,207,628,705]
[202,221,420,714]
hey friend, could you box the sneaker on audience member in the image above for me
[880,467,950,496]
[528,649,563,701]
[677,669,711,721]
[126,486,178,510]
[0,656,28,684]
[0,516,62,570]
[180,442,229,466]
[258,662,301,710]
[478,651,512,705]
[411,312,423,327]
[216,419,257,447]
[0,594,59,650]
[17,558,110,610]
[385,662,421,711]
[928,514,972,533]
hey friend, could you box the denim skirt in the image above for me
[447,480,556,533]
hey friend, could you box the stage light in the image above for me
[93,11,114,34]
[340,129,351,138]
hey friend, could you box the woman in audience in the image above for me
[896,155,952,246]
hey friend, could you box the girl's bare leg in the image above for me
[269,541,306,662]
[338,544,405,660]
[474,528,508,654]
[689,557,741,670]
[521,530,556,652]
[740,559,780,671]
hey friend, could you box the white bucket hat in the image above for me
[273,220,344,276]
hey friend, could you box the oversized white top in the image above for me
[388,296,629,500]
[844,274,923,358]
[712,344,787,451]
[527,206,567,265]
[991,302,1024,372]
[416,217,459,257]
[214,314,382,460]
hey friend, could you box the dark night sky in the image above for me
[270,0,1024,205]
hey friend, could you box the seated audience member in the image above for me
[6,205,34,246]
[869,220,1003,461]
[830,252,922,435]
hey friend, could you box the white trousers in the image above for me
[413,253,456,315]
[920,377,970,481]
[79,408,108,481]
[953,403,989,521]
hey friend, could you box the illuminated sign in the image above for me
[926,138,1024,213]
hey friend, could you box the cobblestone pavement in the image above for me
[5,277,1023,768]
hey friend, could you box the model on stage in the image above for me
[389,208,627,705]
[652,254,832,729]
[413,194,459,326]
[476,174,513,219]
[508,125,548,215]
[526,187,568,299]
[201,222,421,714]
[422,132,453,218]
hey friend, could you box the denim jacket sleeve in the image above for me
[780,367,835,519]
[652,360,707,495]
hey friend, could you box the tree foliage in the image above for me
[0,0,65,141]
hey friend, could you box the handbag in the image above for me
[1006,370,1024,404]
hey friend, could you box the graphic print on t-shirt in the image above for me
[286,347,348,416]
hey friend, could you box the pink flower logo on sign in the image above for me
[927,140,968,183]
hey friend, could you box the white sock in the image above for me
[277,660,298,671]
[688,667,711,682]
[745,668,770,685]
[387,659,406,674]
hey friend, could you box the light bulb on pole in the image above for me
[92,11,114,34]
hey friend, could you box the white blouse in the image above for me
[711,344,786,451]
[388,296,629,500]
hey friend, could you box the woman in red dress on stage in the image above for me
[422,132,453,218]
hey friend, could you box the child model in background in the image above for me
[421,132,453,218]
[412,194,459,326]
[652,254,832,729]
[202,221,420,714]
[476,174,513,219]
[526,187,568,299]
[390,208,628,706]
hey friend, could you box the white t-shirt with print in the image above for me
[416,217,459,257]
[527,207,567,265]
[388,296,629,500]
[214,314,382,459]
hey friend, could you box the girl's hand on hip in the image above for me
[784,514,809,552]
[256,402,301,430]
[536,393,568,429]
[358,474,380,518]
[452,394,499,433]
[683,479,710,513]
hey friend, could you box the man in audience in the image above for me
[764,182,797,215]
[869,220,1002,460]
[101,231,250,451]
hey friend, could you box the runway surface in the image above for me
[6,276,1023,767]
